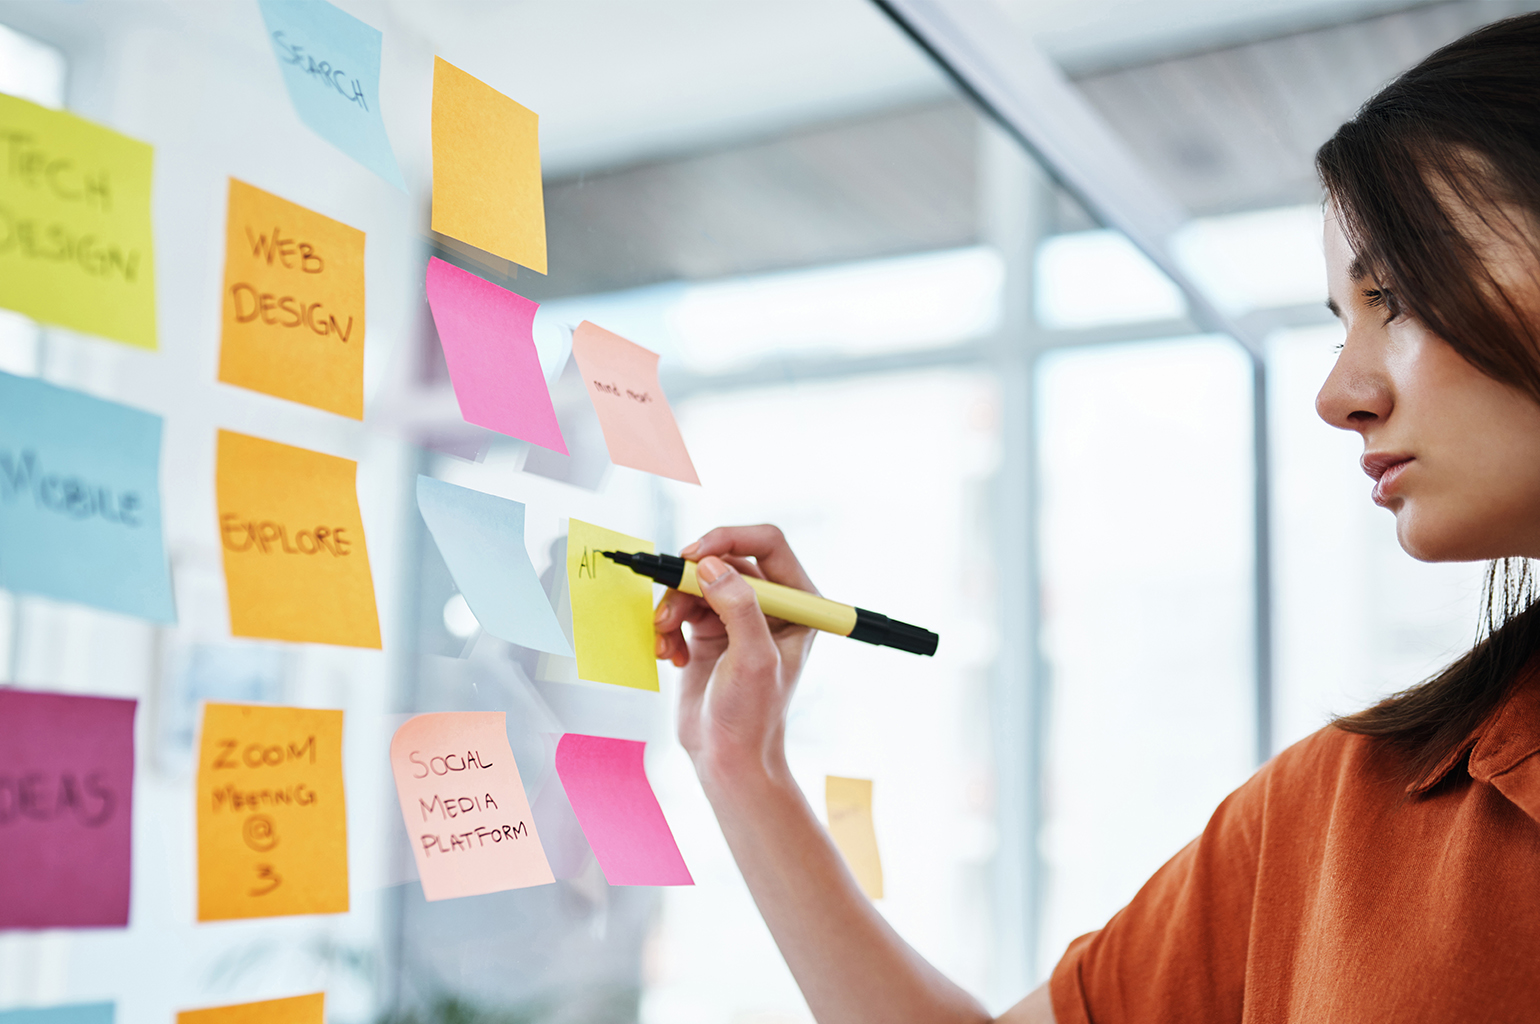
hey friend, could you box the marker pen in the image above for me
[601,551,938,656]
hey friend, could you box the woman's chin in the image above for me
[1394,506,1509,563]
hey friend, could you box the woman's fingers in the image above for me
[694,556,777,672]
[681,525,816,593]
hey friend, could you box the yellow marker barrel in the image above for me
[677,560,859,635]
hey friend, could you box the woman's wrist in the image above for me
[694,741,796,804]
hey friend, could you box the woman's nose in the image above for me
[1316,339,1392,432]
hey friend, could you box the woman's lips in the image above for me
[1361,452,1414,506]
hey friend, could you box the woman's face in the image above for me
[1317,209,1540,561]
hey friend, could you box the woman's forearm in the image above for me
[698,750,994,1024]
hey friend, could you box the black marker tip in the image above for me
[601,550,630,563]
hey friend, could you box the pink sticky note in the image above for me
[0,689,136,929]
[425,257,567,453]
[553,733,692,886]
[570,321,699,484]
[389,712,554,900]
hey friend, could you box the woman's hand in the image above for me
[654,525,819,786]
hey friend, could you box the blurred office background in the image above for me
[0,1,1528,1022]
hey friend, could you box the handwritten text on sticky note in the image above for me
[216,430,380,648]
[196,703,347,921]
[430,57,546,274]
[571,322,698,484]
[416,476,570,655]
[389,712,553,900]
[0,690,136,929]
[219,179,366,418]
[0,372,175,623]
[554,734,691,887]
[0,94,157,349]
[178,993,323,1024]
[424,257,564,451]
[566,519,658,691]
[258,0,405,190]
[826,776,883,899]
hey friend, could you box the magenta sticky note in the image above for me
[425,257,567,454]
[0,689,136,929]
[553,734,692,887]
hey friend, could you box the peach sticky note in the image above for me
[219,179,366,418]
[389,712,554,900]
[196,704,347,921]
[216,430,381,648]
[826,776,884,899]
[566,519,657,691]
[554,734,691,886]
[571,322,699,484]
[430,57,546,274]
[0,94,157,349]
[178,993,323,1024]
[424,257,565,451]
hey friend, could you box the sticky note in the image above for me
[178,993,322,1024]
[219,179,366,418]
[571,322,699,484]
[826,776,883,899]
[566,519,657,691]
[0,1007,112,1024]
[0,94,156,348]
[430,57,546,274]
[424,257,565,451]
[389,712,554,900]
[416,477,570,655]
[0,372,175,623]
[258,0,405,190]
[216,430,380,648]
[196,703,347,921]
[554,734,691,887]
[0,690,135,929]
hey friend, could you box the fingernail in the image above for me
[696,556,727,585]
[654,600,669,624]
[655,634,667,657]
[680,541,701,558]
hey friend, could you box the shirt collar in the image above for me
[1410,659,1540,823]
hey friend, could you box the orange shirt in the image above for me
[1051,667,1540,1024]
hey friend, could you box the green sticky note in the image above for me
[0,93,157,349]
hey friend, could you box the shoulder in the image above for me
[1218,724,1404,842]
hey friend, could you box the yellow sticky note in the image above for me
[567,519,657,691]
[179,993,323,1024]
[430,56,546,274]
[0,93,156,349]
[196,704,347,921]
[216,429,381,648]
[219,179,366,419]
[826,776,883,899]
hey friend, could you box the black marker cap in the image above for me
[848,607,939,657]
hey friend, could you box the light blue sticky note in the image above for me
[417,476,573,657]
[0,372,176,623]
[258,0,407,191]
[0,1005,114,1024]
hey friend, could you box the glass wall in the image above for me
[0,3,1514,1024]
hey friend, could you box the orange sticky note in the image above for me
[571,322,699,485]
[826,776,883,899]
[389,712,554,900]
[196,704,347,921]
[219,179,366,418]
[430,57,546,274]
[179,994,323,1024]
[216,429,381,648]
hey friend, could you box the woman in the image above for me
[651,13,1540,1023]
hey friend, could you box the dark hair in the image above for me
[1316,12,1540,784]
